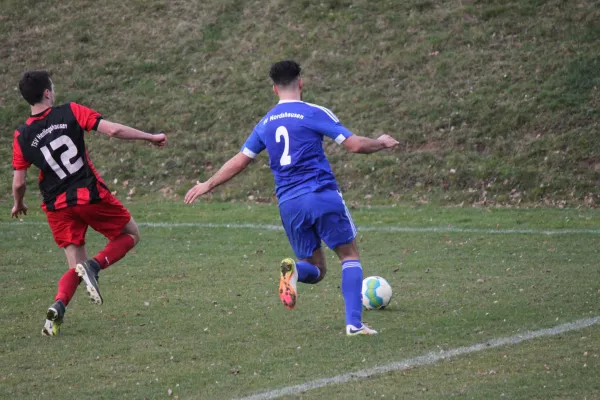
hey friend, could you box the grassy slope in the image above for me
[0,0,598,206]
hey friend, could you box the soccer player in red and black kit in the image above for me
[11,70,167,336]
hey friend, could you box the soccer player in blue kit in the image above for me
[185,60,398,335]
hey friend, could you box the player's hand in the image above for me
[184,181,211,204]
[151,132,167,147]
[377,134,399,149]
[11,203,28,218]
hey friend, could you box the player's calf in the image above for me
[313,264,327,283]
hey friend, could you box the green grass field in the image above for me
[1,1,599,397]
[1,203,598,399]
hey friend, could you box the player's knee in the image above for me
[131,230,141,245]
[334,241,360,261]
[128,224,141,245]
[130,233,140,245]
[121,217,141,245]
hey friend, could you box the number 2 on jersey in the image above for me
[276,126,292,166]
[40,136,84,179]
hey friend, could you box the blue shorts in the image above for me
[279,190,357,259]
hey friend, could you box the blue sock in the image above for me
[341,259,363,328]
[296,261,321,284]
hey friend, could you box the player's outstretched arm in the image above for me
[184,152,253,204]
[11,170,28,218]
[96,120,167,147]
[342,134,399,154]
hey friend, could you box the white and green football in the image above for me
[362,276,392,310]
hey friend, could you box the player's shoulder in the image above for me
[302,102,340,123]
[255,104,290,129]
[55,102,75,111]
[47,102,78,117]
[15,119,35,136]
[14,125,26,137]
[255,112,271,131]
[64,101,98,113]
[64,102,83,111]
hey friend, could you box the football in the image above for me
[362,276,392,310]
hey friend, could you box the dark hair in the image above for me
[19,70,52,105]
[269,60,301,86]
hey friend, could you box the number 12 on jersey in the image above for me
[276,126,292,166]
[40,136,84,179]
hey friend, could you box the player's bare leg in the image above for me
[42,245,88,336]
[300,247,327,284]
[120,217,141,245]
[334,241,377,336]
[64,244,89,269]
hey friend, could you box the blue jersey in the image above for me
[241,100,354,204]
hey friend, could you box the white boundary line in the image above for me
[236,316,600,400]
[3,221,600,235]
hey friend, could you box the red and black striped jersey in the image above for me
[12,102,111,211]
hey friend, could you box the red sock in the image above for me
[94,234,136,269]
[55,268,81,306]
